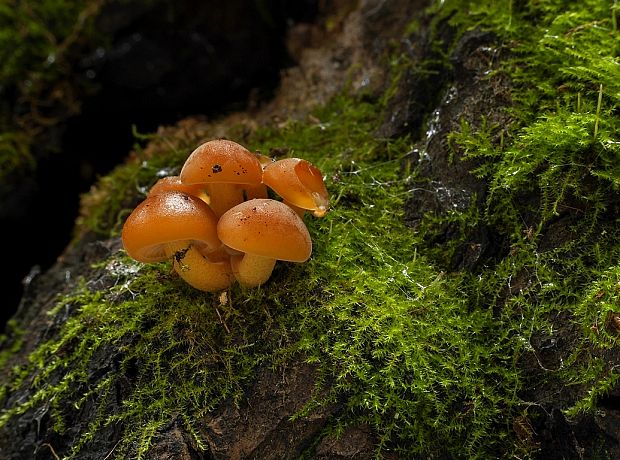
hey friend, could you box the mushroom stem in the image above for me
[242,183,269,201]
[165,242,234,291]
[230,254,277,287]
[206,184,245,217]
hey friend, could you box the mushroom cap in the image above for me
[180,139,263,185]
[122,191,221,263]
[217,198,312,262]
[262,158,329,216]
[148,176,207,198]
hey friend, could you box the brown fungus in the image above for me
[180,139,267,216]
[121,191,233,291]
[262,157,329,217]
[217,198,312,287]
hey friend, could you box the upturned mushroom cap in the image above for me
[180,139,263,185]
[262,158,329,217]
[217,198,312,262]
[122,191,221,263]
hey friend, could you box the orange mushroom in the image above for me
[217,198,312,287]
[121,191,233,291]
[180,139,267,217]
[262,158,329,217]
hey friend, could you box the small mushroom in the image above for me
[217,198,312,287]
[262,158,329,217]
[180,139,267,216]
[121,191,233,291]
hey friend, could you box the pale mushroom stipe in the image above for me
[121,139,329,291]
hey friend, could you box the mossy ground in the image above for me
[443,0,620,412]
[1,0,620,458]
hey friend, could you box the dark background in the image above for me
[2,0,320,328]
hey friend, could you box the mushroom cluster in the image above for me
[121,139,329,291]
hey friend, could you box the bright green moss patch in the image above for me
[446,0,620,218]
[267,117,521,455]
[443,0,620,427]
[562,250,620,416]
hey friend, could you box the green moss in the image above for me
[2,0,620,458]
[0,93,523,458]
[442,0,620,431]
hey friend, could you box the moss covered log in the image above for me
[1,0,620,458]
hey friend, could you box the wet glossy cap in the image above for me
[121,191,220,263]
[180,139,263,185]
[217,198,312,262]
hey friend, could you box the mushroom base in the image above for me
[165,242,234,292]
[230,254,277,287]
